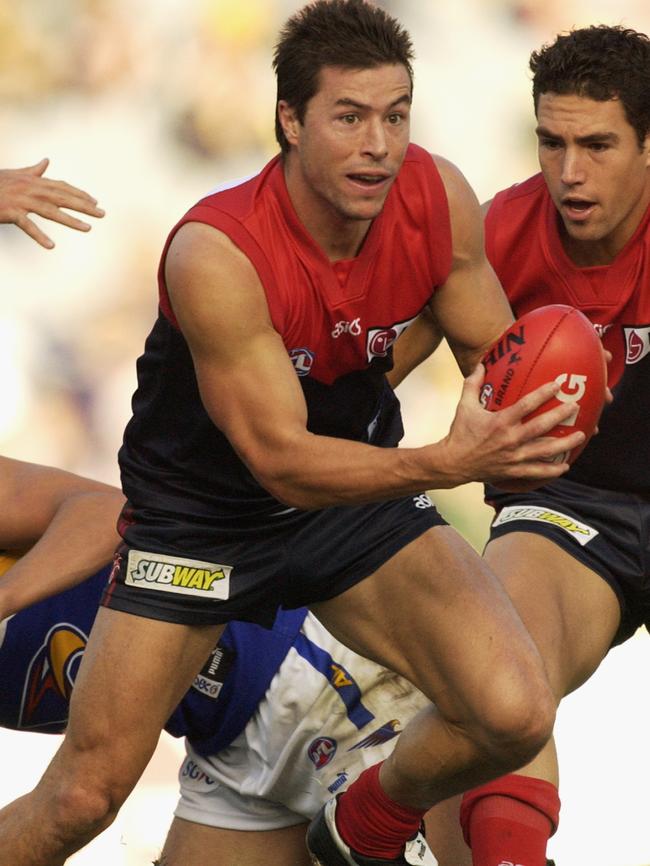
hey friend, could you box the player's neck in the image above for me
[558,216,640,267]
[283,160,373,262]
[559,229,622,267]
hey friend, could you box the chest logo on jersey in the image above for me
[623,326,650,365]
[19,624,88,730]
[289,347,315,377]
[366,316,418,362]
[125,550,231,599]
[332,318,362,338]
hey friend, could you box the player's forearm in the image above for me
[0,490,123,618]
[247,433,461,510]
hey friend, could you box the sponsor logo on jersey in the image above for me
[19,624,88,730]
[413,493,434,510]
[348,719,402,750]
[308,736,337,769]
[492,506,598,546]
[180,758,217,787]
[623,326,650,364]
[332,318,362,338]
[366,316,417,362]
[328,772,349,794]
[289,347,315,376]
[192,644,235,699]
[125,550,231,599]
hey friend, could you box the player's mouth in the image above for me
[346,171,391,192]
[561,196,597,221]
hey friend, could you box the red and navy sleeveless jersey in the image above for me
[486,174,650,494]
[119,144,452,539]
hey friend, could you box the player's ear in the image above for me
[277,101,301,147]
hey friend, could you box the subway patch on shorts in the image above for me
[492,506,598,546]
[125,550,231,599]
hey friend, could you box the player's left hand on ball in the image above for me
[441,364,585,491]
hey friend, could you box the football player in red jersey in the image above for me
[0,5,585,865]
[0,158,104,248]
[456,26,650,866]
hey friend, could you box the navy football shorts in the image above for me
[486,476,650,645]
[102,493,447,627]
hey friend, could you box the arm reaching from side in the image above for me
[0,457,124,618]
[0,158,105,248]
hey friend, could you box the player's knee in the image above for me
[472,671,556,770]
[49,754,136,841]
[53,776,119,838]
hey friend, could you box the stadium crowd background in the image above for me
[0,1,648,864]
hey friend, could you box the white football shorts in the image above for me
[174,612,429,830]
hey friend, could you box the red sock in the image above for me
[335,762,426,859]
[460,775,560,866]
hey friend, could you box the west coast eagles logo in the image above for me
[19,623,88,730]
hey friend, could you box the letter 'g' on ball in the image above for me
[480,304,607,464]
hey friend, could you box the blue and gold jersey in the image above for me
[0,557,109,732]
[0,553,306,742]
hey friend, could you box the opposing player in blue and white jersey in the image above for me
[0,455,469,866]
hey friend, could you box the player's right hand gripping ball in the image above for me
[480,304,607,465]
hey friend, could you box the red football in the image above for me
[480,304,607,464]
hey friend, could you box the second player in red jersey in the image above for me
[460,25,650,866]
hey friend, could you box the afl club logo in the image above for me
[366,316,417,362]
[308,736,337,769]
[19,624,88,730]
[623,326,650,364]
[289,347,315,377]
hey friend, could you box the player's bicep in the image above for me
[165,223,309,477]
[430,157,513,375]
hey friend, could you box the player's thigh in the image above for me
[158,817,311,866]
[484,532,620,695]
[63,607,223,793]
[311,524,545,720]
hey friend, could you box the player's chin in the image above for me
[344,200,387,221]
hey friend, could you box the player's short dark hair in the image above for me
[272,0,414,154]
[530,25,650,147]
